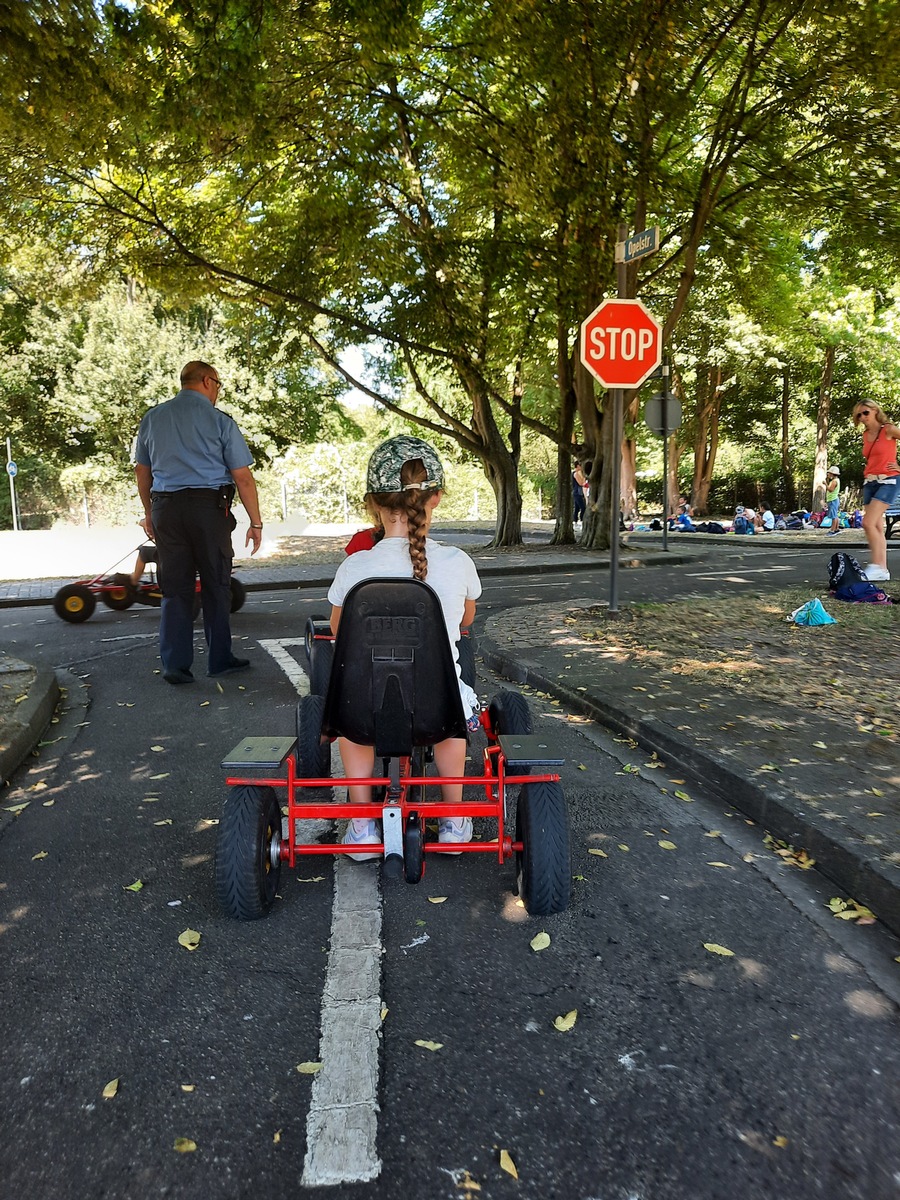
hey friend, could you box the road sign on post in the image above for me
[579,299,663,390]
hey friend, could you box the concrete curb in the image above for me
[480,634,900,940]
[0,551,702,609]
[0,666,60,787]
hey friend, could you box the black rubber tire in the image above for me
[53,584,97,623]
[304,616,327,661]
[229,576,246,613]
[296,693,331,781]
[101,583,137,611]
[308,639,334,698]
[515,780,571,916]
[215,785,282,920]
[403,814,425,884]
[457,632,477,690]
[489,689,533,736]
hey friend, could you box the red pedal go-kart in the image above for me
[52,545,246,623]
[216,578,572,918]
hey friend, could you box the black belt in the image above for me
[151,488,222,498]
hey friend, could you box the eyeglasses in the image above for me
[859,409,871,415]
[207,376,222,391]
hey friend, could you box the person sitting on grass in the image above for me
[327,436,483,860]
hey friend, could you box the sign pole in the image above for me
[6,437,18,532]
[607,222,629,616]
[661,356,669,553]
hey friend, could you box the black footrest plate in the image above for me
[221,736,297,769]
[498,734,564,767]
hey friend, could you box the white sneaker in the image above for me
[864,564,891,582]
[438,816,473,855]
[342,817,381,862]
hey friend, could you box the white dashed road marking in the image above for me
[261,636,384,1185]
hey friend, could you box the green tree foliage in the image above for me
[2,1,900,542]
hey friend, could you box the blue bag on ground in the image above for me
[833,582,891,604]
[788,598,836,625]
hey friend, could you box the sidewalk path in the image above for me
[2,530,898,939]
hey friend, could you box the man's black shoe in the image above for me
[208,657,250,677]
[163,668,195,686]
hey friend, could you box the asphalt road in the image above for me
[0,554,898,1200]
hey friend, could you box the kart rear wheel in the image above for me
[215,785,282,920]
[488,689,533,737]
[230,576,246,613]
[296,693,332,782]
[102,583,136,611]
[515,780,571,916]
[53,584,97,624]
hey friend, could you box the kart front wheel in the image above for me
[230,577,246,613]
[515,780,571,917]
[488,689,533,736]
[215,785,283,920]
[296,693,332,784]
[53,584,97,624]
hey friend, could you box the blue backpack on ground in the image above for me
[828,552,865,591]
[733,515,752,534]
[828,551,892,603]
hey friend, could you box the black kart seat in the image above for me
[321,578,467,755]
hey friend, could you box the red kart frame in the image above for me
[218,697,572,919]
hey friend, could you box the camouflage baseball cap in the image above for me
[366,435,445,494]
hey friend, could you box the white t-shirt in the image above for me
[761,509,775,531]
[327,536,482,718]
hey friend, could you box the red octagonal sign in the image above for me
[580,298,662,390]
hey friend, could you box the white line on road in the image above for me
[685,566,795,577]
[258,638,310,695]
[260,636,384,1185]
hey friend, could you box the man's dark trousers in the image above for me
[151,490,234,676]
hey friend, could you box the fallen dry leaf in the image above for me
[123,880,144,892]
[173,1138,197,1153]
[658,840,677,851]
[530,931,551,952]
[588,848,608,858]
[102,1078,119,1099]
[149,773,169,780]
[414,1040,443,1052]
[154,819,173,826]
[180,1084,195,1092]
[31,851,48,861]
[150,745,165,752]
[428,896,447,904]
[499,1149,519,1179]
[177,929,201,952]
[703,943,735,957]
[707,862,734,870]
[773,1136,789,1149]
[295,1062,322,1074]
[273,1129,282,1144]
[553,1010,578,1032]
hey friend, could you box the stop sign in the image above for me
[580,298,662,389]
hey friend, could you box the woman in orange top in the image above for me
[853,400,900,582]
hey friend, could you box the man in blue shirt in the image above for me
[134,361,263,685]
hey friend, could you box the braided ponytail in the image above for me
[366,457,440,580]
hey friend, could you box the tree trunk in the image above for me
[575,358,609,551]
[812,345,835,511]
[689,365,723,515]
[551,320,578,545]
[780,369,797,512]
